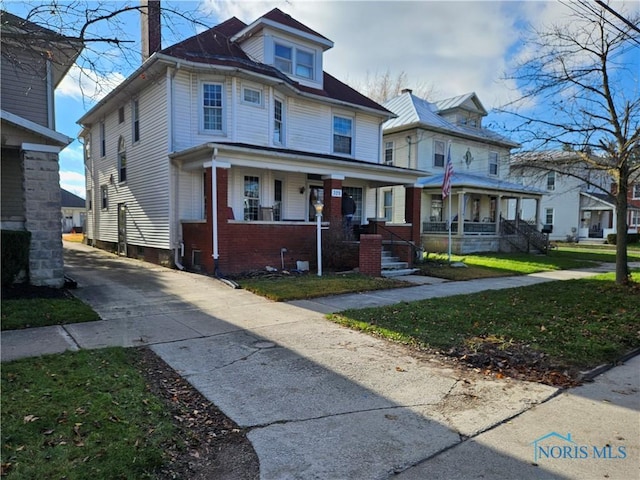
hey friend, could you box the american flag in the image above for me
[442,143,454,198]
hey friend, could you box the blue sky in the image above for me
[3,0,638,198]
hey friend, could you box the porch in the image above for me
[172,142,423,276]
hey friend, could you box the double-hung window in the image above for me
[384,141,394,165]
[244,176,260,221]
[274,44,292,74]
[333,116,353,155]
[100,122,106,157]
[132,99,140,142]
[203,83,223,132]
[489,151,499,175]
[545,208,554,225]
[296,49,314,79]
[383,190,393,220]
[546,171,556,191]
[434,140,445,167]
[117,136,127,183]
[633,183,640,199]
[274,98,284,145]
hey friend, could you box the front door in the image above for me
[117,203,127,256]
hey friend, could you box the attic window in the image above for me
[274,41,315,81]
[296,49,314,79]
[275,43,292,74]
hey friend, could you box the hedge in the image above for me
[1,230,31,286]
[606,233,640,245]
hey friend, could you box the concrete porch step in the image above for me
[381,261,409,269]
[381,268,419,278]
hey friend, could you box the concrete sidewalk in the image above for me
[2,242,638,479]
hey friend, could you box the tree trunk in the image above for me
[615,174,629,285]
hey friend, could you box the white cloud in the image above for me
[57,64,126,103]
[60,170,86,199]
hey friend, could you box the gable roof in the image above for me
[61,188,85,208]
[383,92,518,148]
[434,92,487,116]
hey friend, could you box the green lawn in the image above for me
[239,273,408,302]
[1,297,100,331]
[1,348,176,479]
[330,271,640,371]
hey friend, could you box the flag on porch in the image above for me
[442,142,454,199]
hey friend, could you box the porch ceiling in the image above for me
[170,141,425,187]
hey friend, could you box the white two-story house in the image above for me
[80,8,424,275]
[382,90,544,254]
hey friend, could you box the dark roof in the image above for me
[61,188,85,208]
[261,8,330,42]
[159,11,389,114]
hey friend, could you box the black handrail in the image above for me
[373,223,422,258]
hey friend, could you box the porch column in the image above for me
[322,175,344,230]
[457,192,464,236]
[515,197,522,225]
[535,197,541,227]
[496,195,503,229]
[404,184,422,244]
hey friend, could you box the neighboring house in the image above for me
[80,8,424,276]
[509,151,640,241]
[61,189,86,233]
[1,11,82,287]
[382,90,544,254]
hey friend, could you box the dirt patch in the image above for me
[446,335,581,388]
[135,347,260,480]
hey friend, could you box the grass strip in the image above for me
[1,297,100,331]
[330,271,640,370]
[239,273,408,301]
[1,348,176,479]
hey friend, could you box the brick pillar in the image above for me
[23,148,64,287]
[405,186,422,245]
[359,234,382,277]
[322,177,343,229]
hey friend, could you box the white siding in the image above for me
[354,113,380,162]
[288,97,330,153]
[235,81,270,146]
[240,35,264,63]
[88,76,171,248]
[172,70,195,151]
[177,170,204,220]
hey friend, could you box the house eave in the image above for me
[171,142,426,186]
[1,109,72,147]
[383,122,520,149]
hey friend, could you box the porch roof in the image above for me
[417,172,544,196]
[170,142,426,187]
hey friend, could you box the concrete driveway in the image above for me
[2,242,637,479]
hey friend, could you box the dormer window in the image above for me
[275,43,293,73]
[296,49,314,79]
[273,41,316,81]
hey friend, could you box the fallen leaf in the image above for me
[43,429,55,435]
[395,366,407,372]
[23,415,39,423]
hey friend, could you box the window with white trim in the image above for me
[100,122,106,157]
[384,141,394,165]
[545,208,554,225]
[434,140,445,167]
[273,98,284,145]
[242,87,262,106]
[489,151,499,175]
[633,183,640,199]
[87,190,92,211]
[333,116,353,155]
[101,185,108,210]
[202,83,223,132]
[118,106,125,124]
[295,49,314,79]
[630,210,640,227]
[274,43,292,73]
[383,190,393,220]
[132,99,140,142]
[117,136,127,183]
[244,176,260,221]
[546,171,556,191]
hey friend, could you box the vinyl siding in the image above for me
[1,51,49,127]
[240,35,264,63]
[288,97,330,153]
[0,148,24,219]
[236,81,269,146]
[354,114,380,162]
[177,170,204,220]
[88,76,171,248]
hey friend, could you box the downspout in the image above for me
[211,147,220,276]
[168,64,185,270]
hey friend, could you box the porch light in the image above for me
[315,200,324,277]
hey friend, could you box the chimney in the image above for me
[401,88,413,95]
[141,0,161,62]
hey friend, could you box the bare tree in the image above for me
[1,1,209,102]
[498,0,640,284]
[351,68,438,104]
